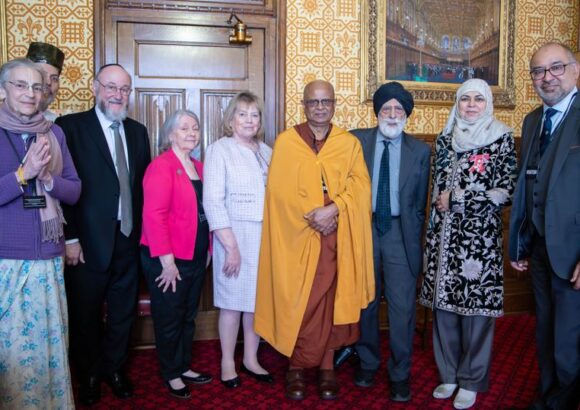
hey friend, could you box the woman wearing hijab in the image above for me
[419,79,517,409]
[0,58,81,408]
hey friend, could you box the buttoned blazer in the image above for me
[56,108,151,272]
[351,127,431,276]
[508,96,580,279]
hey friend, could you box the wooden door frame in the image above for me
[94,0,286,140]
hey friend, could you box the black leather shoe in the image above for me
[181,372,213,385]
[334,346,358,368]
[241,364,274,383]
[221,376,241,388]
[354,368,376,388]
[79,376,101,406]
[390,379,411,402]
[165,381,191,399]
[106,372,133,399]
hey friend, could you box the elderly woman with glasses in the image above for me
[0,58,81,408]
[140,109,213,399]
[419,79,517,409]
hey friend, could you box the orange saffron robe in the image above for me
[254,123,375,357]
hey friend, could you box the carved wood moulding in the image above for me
[136,90,185,157]
[106,0,275,16]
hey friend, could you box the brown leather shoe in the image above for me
[318,369,339,400]
[285,369,306,400]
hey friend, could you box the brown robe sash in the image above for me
[289,123,359,368]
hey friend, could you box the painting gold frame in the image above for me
[0,0,7,65]
[361,0,516,107]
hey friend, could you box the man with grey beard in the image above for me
[56,64,151,405]
[336,82,430,402]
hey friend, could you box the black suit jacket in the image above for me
[56,108,151,272]
[351,128,431,276]
[508,95,580,279]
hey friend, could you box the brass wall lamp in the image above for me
[227,13,252,45]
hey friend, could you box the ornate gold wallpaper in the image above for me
[1,0,578,135]
[3,0,94,115]
[285,0,580,135]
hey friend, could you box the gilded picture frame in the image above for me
[361,0,516,107]
[0,0,7,65]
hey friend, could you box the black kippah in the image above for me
[26,42,65,72]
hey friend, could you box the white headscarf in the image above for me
[443,78,512,153]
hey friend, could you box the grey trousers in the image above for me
[356,218,417,382]
[433,309,495,392]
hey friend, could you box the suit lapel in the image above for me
[518,107,543,182]
[122,119,138,187]
[88,108,117,174]
[360,127,378,177]
[548,96,580,194]
[399,132,413,190]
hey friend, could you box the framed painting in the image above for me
[361,0,516,107]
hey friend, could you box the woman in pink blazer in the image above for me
[140,110,212,399]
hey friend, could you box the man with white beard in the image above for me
[335,82,430,402]
[56,64,151,405]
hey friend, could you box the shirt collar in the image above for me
[376,128,403,147]
[544,86,578,114]
[95,105,117,129]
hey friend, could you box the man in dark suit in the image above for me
[56,64,151,405]
[509,42,580,410]
[342,82,430,401]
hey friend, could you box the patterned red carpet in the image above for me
[77,313,539,409]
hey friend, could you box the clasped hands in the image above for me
[304,203,339,236]
[19,135,53,184]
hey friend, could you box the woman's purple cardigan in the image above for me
[0,124,81,260]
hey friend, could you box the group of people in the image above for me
[0,40,578,410]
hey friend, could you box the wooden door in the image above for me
[117,21,267,157]
[96,2,284,343]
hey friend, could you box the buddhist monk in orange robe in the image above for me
[255,80,375,400]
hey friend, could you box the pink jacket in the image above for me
[140,149,210,259]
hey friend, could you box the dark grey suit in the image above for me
[508,94,580,409]
[352,127,430,382]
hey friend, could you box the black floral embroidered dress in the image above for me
[419,131,517,317]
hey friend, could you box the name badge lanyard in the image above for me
[4,132,39,197]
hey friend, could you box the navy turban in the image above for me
[372,82,414,117]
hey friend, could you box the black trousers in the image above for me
[530,236,580,409]
[66,226,139,380]
[141,246,207,381]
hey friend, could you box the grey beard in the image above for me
[379,118,406,139]
[99,99,128,122]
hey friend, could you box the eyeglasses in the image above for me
[529,62,576,80]
[5,80,44,94]
[95,78,132,96]
[379,105,406,117]
[303,98,336,108]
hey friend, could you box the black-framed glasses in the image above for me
[6,80,44,94]
[530,62,576,81]
[95,78,132,96]
[303,98,336,108]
